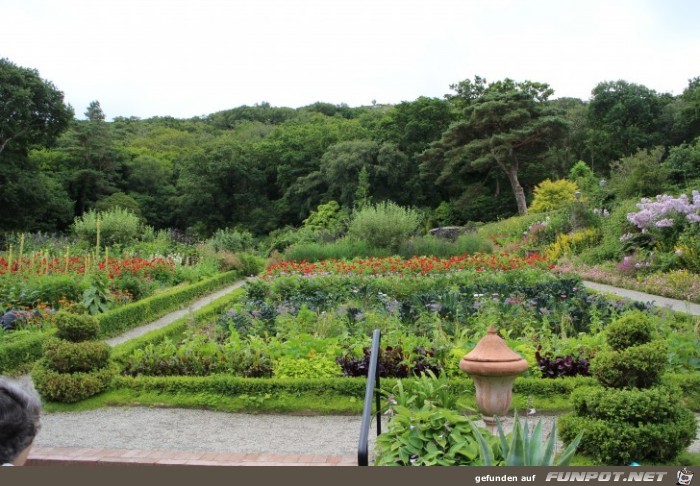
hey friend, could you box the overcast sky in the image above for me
[2,0,698,120]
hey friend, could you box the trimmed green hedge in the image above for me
[0,271,243,373]
[113,374,372,397]
[97,271,242,338]
[109,374,700,412]
[0,330,55,374]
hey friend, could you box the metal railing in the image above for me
[357,328,382,466]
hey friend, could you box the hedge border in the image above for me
[109,374,699,411]
[0,271,242,373]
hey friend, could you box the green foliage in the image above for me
[235,253,266,276]
[570,385,688,424]
[31,359,117,403]
[347,201,422,251]
[558,409,697,465]
[301,200,347,236]
[82,273,112,315]
[0,57,73,152]
[545,228,602,261]
[55,311,100,342]
[586,80,669,168]
[578,199,639,264]
[676,223,700,272]
[209,228,255,253]
[608,146,671,199]
[284,238,391,262]
[0,330,54,373]
[430,76,568,215]
[398,233,492,259]
[374,405,499,466]
[530,179,579,213]
[592,342,668,389]
[273,356,342,379]
[604,311,655,351]
[568,160,595,181]
[94,192,143,219]
[561,307,698,465]
[71,207,143,247]
[403,370,467,408]
[43,338,111,373]
[472,412,582,466]
[665,137,700,185]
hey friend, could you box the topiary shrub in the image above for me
[31,360,117,403]
[32,311,115,403]
[591,342,667,389]
[558,411,697,466]
[558,311,697,464]
[42,339,111,373]
[603,311,655,351]
[54,312,100,342]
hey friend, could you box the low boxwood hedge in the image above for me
[0,271,243,374]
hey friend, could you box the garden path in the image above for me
[582,281,700,316]
[105,278,252,347]
[26,277,700,466]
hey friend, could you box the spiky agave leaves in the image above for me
[470,411,584,466]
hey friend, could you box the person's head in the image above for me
[0,377,41,465]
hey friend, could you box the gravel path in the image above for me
[33,407,700,455]
[34,407,372,455]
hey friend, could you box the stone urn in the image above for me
[459,326,529,423]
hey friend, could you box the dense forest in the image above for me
[2,58,699,238]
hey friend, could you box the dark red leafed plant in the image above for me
[535,346,590,378]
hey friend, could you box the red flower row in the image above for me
[0,255,175,279]
[264,253,551,277]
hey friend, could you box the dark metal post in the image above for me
[358,328,381,466]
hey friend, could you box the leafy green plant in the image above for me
[82,274,112,315]
[273,355,341,379]
[471,411,583,466]
[374,406,500,466]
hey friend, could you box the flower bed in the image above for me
[264,253,552,278]
[119,256,698,385]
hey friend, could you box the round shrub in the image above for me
[54,311,100,342]
[592,342,667,389]
[605,311,655,351]
[72,207,142,247]
[347,201,422,252]
[529,178,579,213]
[32,360,117,403]
[558,409,697,465]
[570,385,685,425]
[43,339,111,373]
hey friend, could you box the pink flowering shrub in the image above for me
[626,191,700,252]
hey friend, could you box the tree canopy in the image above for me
[422,77,568,215]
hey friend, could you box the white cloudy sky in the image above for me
[1,0,698,120]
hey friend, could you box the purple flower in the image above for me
[655,218,674,228]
